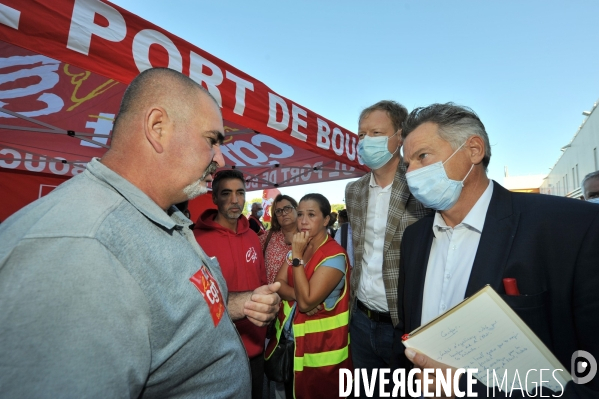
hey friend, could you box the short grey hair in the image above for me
[401,103,492,169]
[582,170,599,197]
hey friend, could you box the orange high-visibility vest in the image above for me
[265,236,352,399]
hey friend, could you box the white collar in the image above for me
[433,180,494,235]
[368,172,392,190]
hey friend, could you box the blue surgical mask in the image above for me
[587,198,599,204]
[405,142,474,211]
[256,210,264,217]
[358,131,399,170]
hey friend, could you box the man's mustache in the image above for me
[200,162,218,181]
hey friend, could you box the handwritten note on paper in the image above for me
[404,289,570,393]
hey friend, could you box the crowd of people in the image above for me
[0,67,598,399]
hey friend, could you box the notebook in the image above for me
[402,285,571,393]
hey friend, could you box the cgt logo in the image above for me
[246,246,258,263]
[571,350,597,385]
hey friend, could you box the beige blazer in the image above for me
[345,161,429,326]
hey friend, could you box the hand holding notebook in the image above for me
[402,285,571,395]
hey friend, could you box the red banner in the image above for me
[0,39,361,185]
[0,1,367,220]
[0,0,366,173]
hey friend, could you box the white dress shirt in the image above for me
[421,180,494,325]
[357,173,392,312]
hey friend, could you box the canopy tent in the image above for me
[0,0,366,221]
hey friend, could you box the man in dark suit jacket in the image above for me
[392,103,599,398]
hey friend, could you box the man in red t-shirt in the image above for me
[194,170,267,399]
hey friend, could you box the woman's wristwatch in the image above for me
[292,258,304,267]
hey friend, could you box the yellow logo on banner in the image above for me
[223,126,240,144]
[63,64,120,111]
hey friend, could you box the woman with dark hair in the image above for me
[266,193,352,399]
[259,194,299,284]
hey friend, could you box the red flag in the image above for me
[261,188,281,222]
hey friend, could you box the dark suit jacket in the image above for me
[393,181,599,398]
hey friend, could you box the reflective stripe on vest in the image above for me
[292,310,350,370]
[294,343,350,371]
[292,309,349,338]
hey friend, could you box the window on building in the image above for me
[572,167,576,189]
[566,174,569,194]
[595,148,598,171]
[576,164,580,187]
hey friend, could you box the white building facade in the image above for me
[539,100,599,198]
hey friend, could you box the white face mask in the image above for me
[405,141,473,211]
[357,131,399,170]
[587,197,599,204]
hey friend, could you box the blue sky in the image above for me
[114,0,599,204]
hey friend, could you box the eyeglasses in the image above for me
[274,205,295,216]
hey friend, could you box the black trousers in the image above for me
[284,379,293,399]
[250,354,265,399]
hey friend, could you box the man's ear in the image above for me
[468,136,486,165]
[144,107,168,154]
